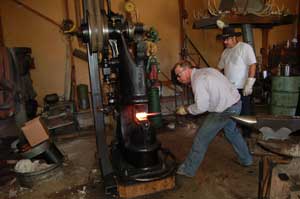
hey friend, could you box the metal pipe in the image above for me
[106,0,111,16]
[74,0,82,28]
[100,0,104,11]
[241,24,256,54]
[185,34,211,67]
[82,0,88,24]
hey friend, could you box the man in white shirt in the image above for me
[174,60,252,178]
[217,27,256,138]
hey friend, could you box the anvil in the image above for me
[231,115,300,140]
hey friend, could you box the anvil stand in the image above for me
[232,114,300,198]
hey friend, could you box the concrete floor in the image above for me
[0,117,260,199]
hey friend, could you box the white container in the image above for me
[284,64,290,76]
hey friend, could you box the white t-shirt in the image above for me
[218,42,256,89]
[187,68,240,115]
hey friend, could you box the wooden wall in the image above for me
[0,0,298,104]
[0,0,180,104]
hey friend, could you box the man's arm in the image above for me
[187,79,209,115]
[248,63,256,78]
[243,63,256,96]
[217,51,225,71]
[217,67,224,73]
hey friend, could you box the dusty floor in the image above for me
[0,117,260,199]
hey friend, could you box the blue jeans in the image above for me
[238,89,255,137]
[178,101,253,177]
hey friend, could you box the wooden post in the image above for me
[74,0,82,27]
[261,29,269,70]
[297,0,300,39]
[0,15,4,46]
[178,0,186,59]
[63,0,79,110]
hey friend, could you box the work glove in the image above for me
[243,77,256,96]
[176,105,188,115]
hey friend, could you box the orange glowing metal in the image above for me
[136,112,147,121]
[135,112,160,121]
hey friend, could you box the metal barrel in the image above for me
[77,84,90,110]
[271,76,300,115]
[15,162,63,188]
[148,87,162,128]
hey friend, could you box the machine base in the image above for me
[111,143,176,182]
[118,175,175,198]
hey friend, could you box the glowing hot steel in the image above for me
[135,112,160,121]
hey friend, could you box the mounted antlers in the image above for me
[206,0,289,17]
[208,0,220,16]
[251,0,274,16]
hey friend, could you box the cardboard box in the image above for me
[21,117,49,147]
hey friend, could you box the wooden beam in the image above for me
[178,0,186,59]
[74,0,82,28]
[221,15,295,25]
[62,0,78,109]
[193,15,296,29]
[62,0,70,19]
[118,176,175,198]
[261,29,269,69]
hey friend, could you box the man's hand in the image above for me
[243,77,256,96]
[176,105,188,115]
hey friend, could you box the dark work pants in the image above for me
[238,89,255,137]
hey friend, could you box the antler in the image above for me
[193,9,201,20]
[208,0,220,16]
[251,0,273,16]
